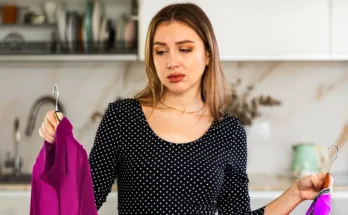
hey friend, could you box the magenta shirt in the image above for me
[30,117,98,215]
[306,188,331,215]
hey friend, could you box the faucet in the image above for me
[3,88,65,176]
[4,118,23,176]
[25,95,65,137]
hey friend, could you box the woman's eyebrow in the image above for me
[153,40,195,46]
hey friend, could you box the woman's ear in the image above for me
[206,51,210,66]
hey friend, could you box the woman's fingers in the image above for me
[54,112,64,123]
[38,111,64,144]
[46,110,59,128]
[39,125,54,143]
[44,116,55,136]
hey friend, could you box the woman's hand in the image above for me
[296,173,334,201]
[38,111,64,144]
[264,173,334,214]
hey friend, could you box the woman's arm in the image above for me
[88,102,121,210]
[265,172,329,215]
[264,182,302,215]
[219,117,327,214]
[217,117,265,214]
[218,117,308,215]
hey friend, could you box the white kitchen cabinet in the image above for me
[138,0,173,61]
[329,193,348,214]
[0,192,30,215]
[0,191,119,215]
[138,0,330,61]
[98,193,119,215]
[1,190,348,214]
[331,0,348,60]
[196,0,330,61]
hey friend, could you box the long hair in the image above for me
[134,3,232,122]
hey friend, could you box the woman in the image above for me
[39,3,330,215]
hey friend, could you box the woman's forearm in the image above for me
[264,182,303,215]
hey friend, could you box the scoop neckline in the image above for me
[133,98,215,146]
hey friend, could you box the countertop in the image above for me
[1,174,348,192]
[248,174,348,191]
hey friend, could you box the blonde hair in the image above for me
[134,3,232,122]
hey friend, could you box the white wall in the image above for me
[0,61,347,175]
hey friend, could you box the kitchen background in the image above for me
[0,0,348,214]
[1,61,347,175]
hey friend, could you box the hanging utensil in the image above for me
[52,84,62,122]
[322,144,339,189]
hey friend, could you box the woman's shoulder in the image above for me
[108,98,140,111]
[219,114,245,130]
[104,98,143,120]
[99,98,138,118]
[215,114,247,140]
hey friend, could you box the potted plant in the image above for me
[225,78,282,126]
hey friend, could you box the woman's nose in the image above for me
[166,52,180,69]
[166,62,179,69]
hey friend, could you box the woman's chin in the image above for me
[165,85,189,95]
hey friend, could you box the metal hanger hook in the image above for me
[327,144,339,172]
[52,84,59,112]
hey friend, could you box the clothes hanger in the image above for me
[322,144,339,189]
[52,84,61,122]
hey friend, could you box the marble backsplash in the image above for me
[0,61,347,175]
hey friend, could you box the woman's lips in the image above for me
[167,73,185,83]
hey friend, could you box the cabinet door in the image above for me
[138,0,329,61]
[331,0,348,59]
[98,193,119,215]
[196,0,330,60]
[331,197,348,215]
[138,0,172,61]
[0,194,30,215]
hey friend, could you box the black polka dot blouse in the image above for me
[88,98,265,214]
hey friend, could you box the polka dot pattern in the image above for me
[88,98,265,214]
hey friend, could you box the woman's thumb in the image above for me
[54,112,64,123]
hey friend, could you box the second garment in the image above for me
[305,187,332,215]
[30,117,98,215]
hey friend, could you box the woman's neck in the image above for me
[160,88,204,112]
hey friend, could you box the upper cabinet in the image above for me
[331,0,348,59]
[1,0,339,62]
[197,0,330,61]
[138,0,330,61]
[138,0,172,61]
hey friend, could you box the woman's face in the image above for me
[152,21,209,95]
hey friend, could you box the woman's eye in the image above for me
[156,51,166,55]
[180,49,191,53]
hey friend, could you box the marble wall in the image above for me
[0,61,347,176]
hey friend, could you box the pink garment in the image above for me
[30,117,98,215]
[305,188,331,215]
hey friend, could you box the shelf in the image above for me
[0,54,138,62]
[219,55,332,61]
[0,24,56,28]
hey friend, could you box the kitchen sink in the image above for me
[0,174,32,184]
